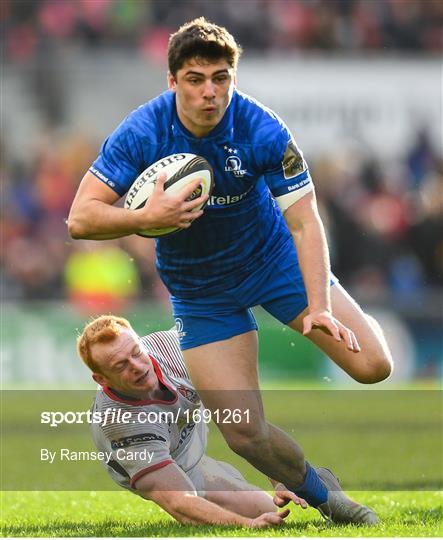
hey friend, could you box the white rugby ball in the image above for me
[124,153,214,238]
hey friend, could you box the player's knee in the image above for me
[353,352,393,384]
[370,354,393,383]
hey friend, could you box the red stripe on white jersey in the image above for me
[141,330,188,380]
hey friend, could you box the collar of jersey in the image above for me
[103,355,178,406]
[171,90,236,141]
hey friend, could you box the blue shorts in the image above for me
[171,245,335,350]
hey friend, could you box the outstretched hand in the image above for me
[303,310,360,352]
[250,508,290,528]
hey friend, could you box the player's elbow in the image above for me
[67,214,86,239]
[67,205,94,239]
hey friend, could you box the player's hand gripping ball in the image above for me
[124,153,214,237]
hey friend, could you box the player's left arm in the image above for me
[260,121,358,349]
[284,192,360,352]
[135,463,289,527]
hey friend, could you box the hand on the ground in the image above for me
[250,508,290,528]
[273,483,308,509]
[303,310,360,352]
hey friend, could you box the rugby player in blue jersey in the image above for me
[68,17,392,524]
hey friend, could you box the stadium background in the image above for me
[2,0,442,387]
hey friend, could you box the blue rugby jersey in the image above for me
[90,89,314,297]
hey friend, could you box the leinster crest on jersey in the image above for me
[223,146,247,177]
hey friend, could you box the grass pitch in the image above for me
[2,385,441,536]
[1,490,441,537]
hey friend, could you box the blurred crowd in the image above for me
[4,0,442,63]
[1,130,166,307]
[312,131,443,300]
[2,126,441,308]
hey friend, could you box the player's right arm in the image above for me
[68,171,207,240]
[135,462,289,528]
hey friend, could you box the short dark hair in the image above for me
[168,17,242,77]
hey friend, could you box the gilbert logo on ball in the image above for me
[124,153,214,238]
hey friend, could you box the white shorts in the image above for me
[187,455,246,497]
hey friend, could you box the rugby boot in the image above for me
[316,467,379,525]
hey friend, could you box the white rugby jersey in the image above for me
[90,329,207,491]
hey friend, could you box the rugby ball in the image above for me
[124,153,214,237]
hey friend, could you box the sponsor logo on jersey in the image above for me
[174,318,187,339]
[287,177,311,192]
[176,385,199,404]
[90,167,116,188]
[111,432,166,450]
[207,186,253,207]
[282,140,306,179]
[178,422,196,446]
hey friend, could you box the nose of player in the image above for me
[130,356,147,376]
[202,79,216,100]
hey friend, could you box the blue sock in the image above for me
[292,462,328,507]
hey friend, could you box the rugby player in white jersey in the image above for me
[78,315,308,528]
[69,18,389,523]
